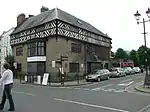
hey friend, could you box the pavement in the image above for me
[134,82,150,94]
[1,73,150,112]
[18,79,92,87]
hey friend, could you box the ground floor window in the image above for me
[87,62,103,73]
[69,63,79,72]
[27,61,45,75]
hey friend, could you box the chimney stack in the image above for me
[29,14,34,18]
[41,6,49,13]
[17,13,26,26]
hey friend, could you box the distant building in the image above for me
[0,27,15,73]
[10,7,112,75]
[110,59,134,68]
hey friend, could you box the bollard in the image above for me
[77,73,79,84]
[20,74,21,83]
[37,76,41,84]
[62,76,64,85]
[25,75,27,82]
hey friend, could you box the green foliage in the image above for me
[137,45,146,66]
[129,50,139,66]
[115,45,150,67]
[115,48,128,60]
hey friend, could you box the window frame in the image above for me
[16,46,23,56]
[27,41,46,57]
[69,62,79,73]
[71,43,81,53]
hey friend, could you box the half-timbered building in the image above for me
[10,7,112,75]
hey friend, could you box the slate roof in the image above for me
[12,8,111,39]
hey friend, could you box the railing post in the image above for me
[49,74,51,85]
[77,73,79,84]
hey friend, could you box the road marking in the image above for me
[92,89,100,91]
[74,88,81,90]
[59,87,71,89]
[12,90,36,96]
[137,104,150,112]
[118,81,134,86]
[74,82,100,87]
[114,90,126,92]
[84,88,90,91]
[120,79,132,83]
[54,98,129,112]
[103,89,115,92]
[92,84,113,90]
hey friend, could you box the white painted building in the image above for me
[0,27,15,73]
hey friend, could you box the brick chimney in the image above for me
[29,14,34,18]
[17,13,26,26]
[41,6,49,13]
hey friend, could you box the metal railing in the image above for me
[19,72,86,86]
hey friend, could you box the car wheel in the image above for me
[97,77,101,82]
[86,79,89,82]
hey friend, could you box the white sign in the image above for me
[25,76,27,82]
[81,64,84,68]
[52,61,55,68]
[59,68,64,74]
[13,62,17,69]
[42,73,49,85]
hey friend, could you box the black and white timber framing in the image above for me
[10,20,111,47]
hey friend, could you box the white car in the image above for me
[133,67,141,73]
[124,67,135,75]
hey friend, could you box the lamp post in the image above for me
[134,8,150,86]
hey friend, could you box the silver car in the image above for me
[110,68,126,77]
[86,69,110,82]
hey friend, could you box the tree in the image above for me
[129,50,139,66]
[5,55,15,73]
[146,48,150,66]
[115,48,128,60]
[137,45,146,66]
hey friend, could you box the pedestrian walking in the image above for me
[0,63,15,111]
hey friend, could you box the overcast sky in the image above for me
[0,0,150,52]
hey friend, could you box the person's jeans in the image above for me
[0,83,15,109]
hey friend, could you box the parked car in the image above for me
[86,69,110,82]
[109,68,126,77]
[133,67,141,73]
[123,67,135,75]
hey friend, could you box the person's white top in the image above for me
[0,69,13,85]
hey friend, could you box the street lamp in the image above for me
[134,7,150,86]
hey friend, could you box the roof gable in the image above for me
[12,8,110,39]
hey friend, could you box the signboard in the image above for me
[13,62,17,69]
[25,76,27,82]
[52,61,55,67]
[81,64,84,68]
[37,76,41,84]
[42,73,49,85]
[59,68,64,74]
